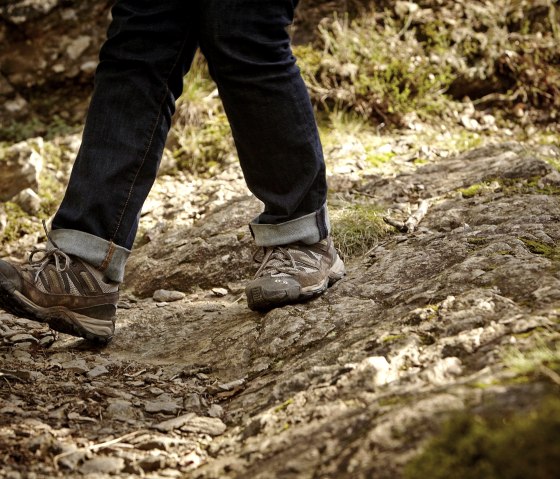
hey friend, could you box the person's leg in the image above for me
[199,0,329,246]
[52,0,199,283]
[0,0,199,341]
[198,0,344,310]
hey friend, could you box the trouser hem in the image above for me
[49,229,130,283]
[249,205,330,247]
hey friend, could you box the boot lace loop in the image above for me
[253,246,299,278]
[25,220,71,282]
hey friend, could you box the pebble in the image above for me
[79,456,125,475]
[7,333,38,344]
[144,397,181,414]
[87,365,109,379]
[207,404,224,418]
[60,359,89,374]
[155,413,196,432]
[139,455,166,472]
[212,287,228,297]
[105,400,138,421]
[180,415,227,436]
[153,289,185,302]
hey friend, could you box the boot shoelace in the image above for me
[253,246,300,278]
[23,220,71,282]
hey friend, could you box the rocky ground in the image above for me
[1,1,560,477]
[1,133,560,478]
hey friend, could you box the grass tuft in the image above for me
[331,203,391,258]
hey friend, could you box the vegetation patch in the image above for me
[519,238,560,261]
[294,12,455,125]
[331,202,391,258]
[502,336,560,377]
[167,53,235,176]
[458,182,487,198]
[404,395,560,479]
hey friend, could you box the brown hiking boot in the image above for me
[0,242,119,343]
[245,236,345,311]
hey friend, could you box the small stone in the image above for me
[60,359,88,374]
[105,400,138,421]
[80,61,97,73]
[12,188,41,215]
[139,455,165,472]
[79,456,125,475]
[211,287,228,297]
[153,290,185,302]
[154,413,196,432]
[87,365,109,378]
[207,404,224,418]
[7,333,38,344]
[180,415,227,436]
[66,35,91,60]
[39,336,55,348]
[144,396,181,414]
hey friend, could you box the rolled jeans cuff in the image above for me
[49,229,130,283]
[249,205,330,247]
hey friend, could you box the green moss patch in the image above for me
[520,238,560,261]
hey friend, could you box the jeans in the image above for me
[51,0,329,282]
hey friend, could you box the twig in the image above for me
[351,189,377,199]
[383,216,406,232]
[53,429,148,469]
[539,364,560,386]
[404,199,430,233]
[383,199,431,234]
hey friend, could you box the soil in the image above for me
[2,139,560,479]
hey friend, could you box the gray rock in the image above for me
[180,415,227,436]
[87,365,109,378]
[125,196,261,297]
[7,333,38,344]
[138,455,165,472]
[79,456,124,475]
[105,400,138,422]
[59,359,88,374]
[0,140,42,201]
[152,289,185,303]
[12,188,41,215]
[144,395,181,414]
[154,413,196,432]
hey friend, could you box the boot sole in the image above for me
[0,276,114,344]
[246,256,346,311]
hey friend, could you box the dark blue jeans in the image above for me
[51,0,329,282]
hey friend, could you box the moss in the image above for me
[382,334,405,343]
[404,396,560,479]
[458,183,486,198]
[519,238,560,261]
[0,202,35,244]
[502,338,560,376]
[466,236,490,246]
[365,150,395,168]
[378,395,407,407]
[331,203,391,258]
[274,398,294,413]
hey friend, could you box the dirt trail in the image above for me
[2,142,560,478]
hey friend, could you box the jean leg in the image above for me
[52,0,199,252]
[199,0,328,237]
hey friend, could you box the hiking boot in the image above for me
[0,242,119,343]
[245,236,345,311]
